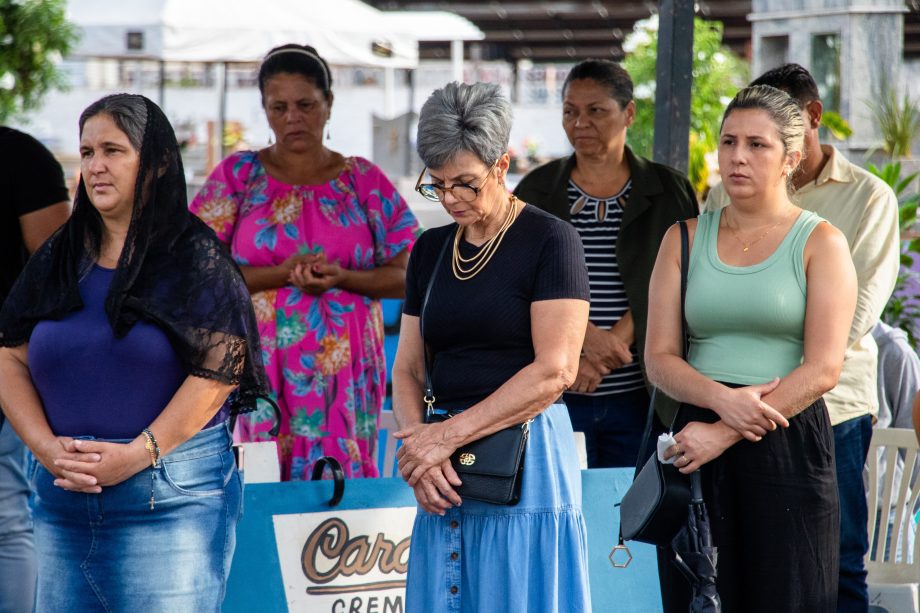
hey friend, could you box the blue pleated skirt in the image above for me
[405,402,592,613]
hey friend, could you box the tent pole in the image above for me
[218,61,228,160]
[451,40,463,82]
[158,60,165,108]
[652,0,694,173]
[405,68,415,176]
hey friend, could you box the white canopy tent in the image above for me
[64,0,483,160]
[67,0,420,67]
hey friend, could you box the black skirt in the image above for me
[658,393,839,613]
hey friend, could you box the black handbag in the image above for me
[616,221,693,550]
[425,410,529,505]
[418,235,529,506]
[618,390,692,544]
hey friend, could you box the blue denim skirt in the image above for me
[29,423,242,612]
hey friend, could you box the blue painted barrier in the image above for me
[223,468,661,612]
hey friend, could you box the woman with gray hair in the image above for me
[391,81,593,611]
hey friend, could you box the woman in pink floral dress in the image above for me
[190,44,419,479]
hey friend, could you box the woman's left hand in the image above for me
[664,421,738,474]
[289,254,345,295]
[52,438,150,490]
[394,422,457,486]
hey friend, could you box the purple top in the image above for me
[29,265,226,439]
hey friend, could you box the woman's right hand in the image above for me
[34,436,103,493]
[570,355,608,393]
[410,461,463,515]
[712,378,789,441]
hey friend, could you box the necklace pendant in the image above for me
[743,246,750,252]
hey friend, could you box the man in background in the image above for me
[0,126,70,613]
[704,64,900,612]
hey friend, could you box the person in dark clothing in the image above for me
[0,127,70,613]
[514,59,698,468]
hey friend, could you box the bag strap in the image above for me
[632,220,690,477]
[420,234,452,414]
[615,221,690,555]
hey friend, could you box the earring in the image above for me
[325,122,331,141]
[268,132,274,145]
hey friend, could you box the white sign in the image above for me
[273,507,416,613]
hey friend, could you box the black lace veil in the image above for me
[0,94,267,413]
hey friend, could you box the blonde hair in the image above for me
[721,84,806,177]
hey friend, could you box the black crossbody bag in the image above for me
[617,221,692,546]
[420,235,529,506]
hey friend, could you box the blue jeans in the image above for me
[834,414,873,613]
[30,423,242,612]
[0,423,36,613]
[564,387,650,468]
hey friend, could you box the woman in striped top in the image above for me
[515,59,698,467]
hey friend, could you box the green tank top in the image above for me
[685,208,825,385]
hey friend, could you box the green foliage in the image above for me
[622,16,749,191]
[820,110,852,141]
[868,161,920,347]
[0,0,77,123]
[867,87,920,158]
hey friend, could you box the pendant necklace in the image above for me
[724,208,791,253]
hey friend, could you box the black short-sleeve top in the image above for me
[404,205,590,411]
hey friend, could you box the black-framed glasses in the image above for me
[414,159,499,203]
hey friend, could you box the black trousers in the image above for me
[657,397,840,613]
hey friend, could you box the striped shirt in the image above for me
[568,179,645,395]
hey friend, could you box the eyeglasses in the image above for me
[414,160,499,203]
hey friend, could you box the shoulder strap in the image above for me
[617,221,690,550]
[420,234,452,412]
[633,220,690,477]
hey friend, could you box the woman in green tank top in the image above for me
[645,86,857,612]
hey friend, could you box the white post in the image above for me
[384,66,395,119]
[451,39,464,83]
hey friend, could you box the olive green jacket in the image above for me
[513,146,698,425]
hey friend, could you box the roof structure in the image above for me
[367,0,920,62]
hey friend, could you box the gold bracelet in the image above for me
[141,428,160,468]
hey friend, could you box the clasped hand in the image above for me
[286,252,345,295]
[713,377,789,441]
[40,436,148,493]
[571,327,633,393]
[393,422,463,515]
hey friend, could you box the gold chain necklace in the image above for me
[723,208,792,252]
[452,195,520,281]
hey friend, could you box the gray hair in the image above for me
[416,82,512,168]
[79,93,149,151]
[721,85,805,164]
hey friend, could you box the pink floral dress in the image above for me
[190,152,419,480]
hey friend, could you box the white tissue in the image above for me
[657,432,678,464]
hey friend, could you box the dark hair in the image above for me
[258,44,332,101]
[750,63,820,108]
[79,93,148,151]
[562,59,633,108]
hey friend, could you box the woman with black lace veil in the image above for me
[0,94,267,611]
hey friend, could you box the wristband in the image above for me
[141,428,160,468]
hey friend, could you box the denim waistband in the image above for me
[75,422,232,463]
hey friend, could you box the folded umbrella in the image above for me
[671,471,721,613]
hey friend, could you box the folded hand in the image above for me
[394,422,457,486]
